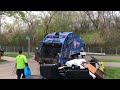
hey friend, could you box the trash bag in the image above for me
[24,66,32,78]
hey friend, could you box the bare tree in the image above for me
[44,11,57,35]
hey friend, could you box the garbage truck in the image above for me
[31,32,104,79]
[35,32,85,66]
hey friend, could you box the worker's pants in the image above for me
[16,69,25,79]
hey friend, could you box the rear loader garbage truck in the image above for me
[35,32,85,66]
[29,32,104,79]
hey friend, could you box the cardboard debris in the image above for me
[82,63,104,79]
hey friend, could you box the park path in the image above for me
[103,62,120,67]
[0,56,40,79]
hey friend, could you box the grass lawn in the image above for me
[99,58,120,62]
[104,66,120,79]
[4,52,33,59]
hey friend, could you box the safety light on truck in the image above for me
[62,36,66,38]
[52,44,54,46]
[47,36,52,38]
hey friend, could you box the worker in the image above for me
[15,50,28,79]
[0,48,4,56]
[0,48,4,59]
[34,47,40,61]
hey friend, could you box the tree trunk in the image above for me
[0,15,2,34]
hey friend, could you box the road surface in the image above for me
[0,56,40,79]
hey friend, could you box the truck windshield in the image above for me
[41,43,62,59]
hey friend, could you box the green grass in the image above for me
[104,66,120,79]
[0,59,7,63]
[4,53,33,59]
[99,58,120,62]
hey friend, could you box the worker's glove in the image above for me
[25,63,29,67]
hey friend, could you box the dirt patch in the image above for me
[1,56,15,61]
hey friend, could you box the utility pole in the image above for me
[26,36,30,56]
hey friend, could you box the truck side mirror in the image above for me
[39,41,42,44]
[83,43,86,50]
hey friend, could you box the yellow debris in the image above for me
[99,62,104,72]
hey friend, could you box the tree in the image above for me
[0,11,25,33]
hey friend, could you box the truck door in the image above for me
[62,39,68,59]
[62,34,72,59]
[66,34,73,58]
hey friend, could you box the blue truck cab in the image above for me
[39,32,85,66]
